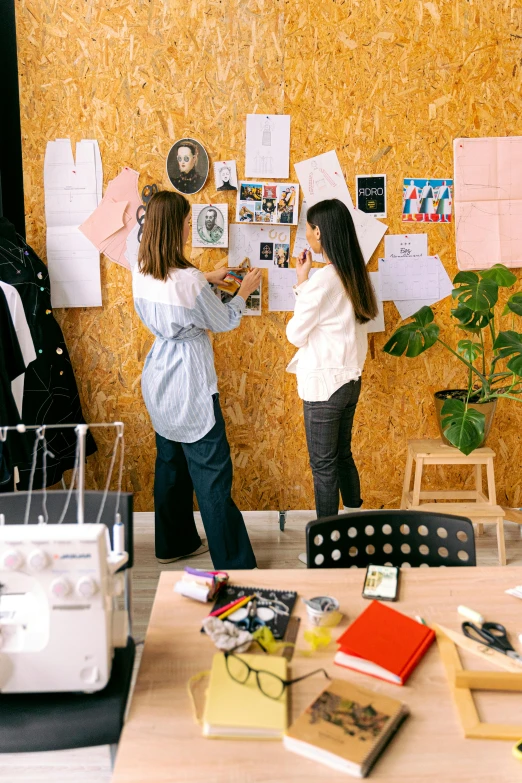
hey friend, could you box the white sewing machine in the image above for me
[0,522,129,693]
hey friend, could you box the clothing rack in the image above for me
[0,421,124,525]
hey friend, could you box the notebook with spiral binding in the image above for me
[209,585,297,639]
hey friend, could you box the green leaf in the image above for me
[457,339,483,363]
[480,264,518,287]
[504,292,522,317]
[451,304,493,332]
[452,274,499,312]
[493,330,522,376]
[383,307,439,358]
[440,398,485,455]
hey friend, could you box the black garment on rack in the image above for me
[0,287,31,486]
[0,218,96,488]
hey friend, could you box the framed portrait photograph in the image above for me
[166,137,209,195]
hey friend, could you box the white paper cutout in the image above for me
[44,138,102,308]
[367,272,385,333]
[394,256,453,320]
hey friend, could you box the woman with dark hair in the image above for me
[132,190,261,569]
[286,199,378,563]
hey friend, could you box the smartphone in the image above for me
[362,564,399,602]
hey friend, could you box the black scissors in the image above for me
[462,621,522,665]
[136,184,159,241]
[234,599,266,633]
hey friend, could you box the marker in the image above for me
[211,595,254,620]
[457,605,484,625]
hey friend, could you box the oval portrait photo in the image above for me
[197,205,225,246]
[166,138,209,195]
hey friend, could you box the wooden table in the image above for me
[112,569,522,783]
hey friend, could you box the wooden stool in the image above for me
[401,438,507,565]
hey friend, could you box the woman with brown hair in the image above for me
[285,199,378,562]
[132,190,261,569]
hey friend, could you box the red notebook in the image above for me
[334,601,435,685]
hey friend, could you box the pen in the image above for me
[212,595,254,620]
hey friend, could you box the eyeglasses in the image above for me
[177,155,193,163]
[224,651,330,700]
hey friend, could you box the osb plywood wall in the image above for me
[16,0,522,511]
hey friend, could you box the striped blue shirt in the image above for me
[132,265,245,443]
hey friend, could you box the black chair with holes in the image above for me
[0,491,135,766]
[306,510,476,569]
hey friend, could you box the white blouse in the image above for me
[285,264,368,402]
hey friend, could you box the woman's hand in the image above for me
[296,249,313,285]
[238,268,262,300]
[205,268,229,285]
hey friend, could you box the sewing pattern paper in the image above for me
[268,268,318,312]
[236,182,299,225]
[245,114,290,179]
[292,201,324,263]
[44,139,102,308]
[79,167,141,270]
[228,224,291,269]
[192,204,228,248]
[454,136,522,270]
[294,150,387,263]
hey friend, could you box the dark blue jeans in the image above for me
[154,394,257,569]
[303,378,362,519]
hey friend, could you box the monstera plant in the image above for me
[383,264,522,455]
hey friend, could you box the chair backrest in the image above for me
[306,510,476,569]
[0,491,134,569]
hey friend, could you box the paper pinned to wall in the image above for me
[192,204,228,248]
[44,138,102,308]
[292,200,324,262]
[268,268,318,312]
[245,114,290,179]
[294,150,387,263]
[379,256,440,301]
[228,224,291,269]
[384,234,428,259]
[454,136,522,270]
[236,181,299,225]
[394,256,453,320]
[367,271,385,334]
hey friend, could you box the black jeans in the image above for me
[154,394,257,569]
[303,378,362,519]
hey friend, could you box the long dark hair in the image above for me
[307,199,378,324]
[138,190,192,281]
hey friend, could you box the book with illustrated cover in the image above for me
[284,678,409,777]
[210,584,297,639]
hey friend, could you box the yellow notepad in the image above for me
[203,653,288,739]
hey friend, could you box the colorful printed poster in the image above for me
[236,181,299,225]
[402,178,453,223]
[356,175,387,218]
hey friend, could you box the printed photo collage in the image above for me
[236,181,299,225]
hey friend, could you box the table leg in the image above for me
[486,457,497,505]
[411,458,424,507]
[401,449,414,509]
[496,517,506,566]
[475,464,484,535]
